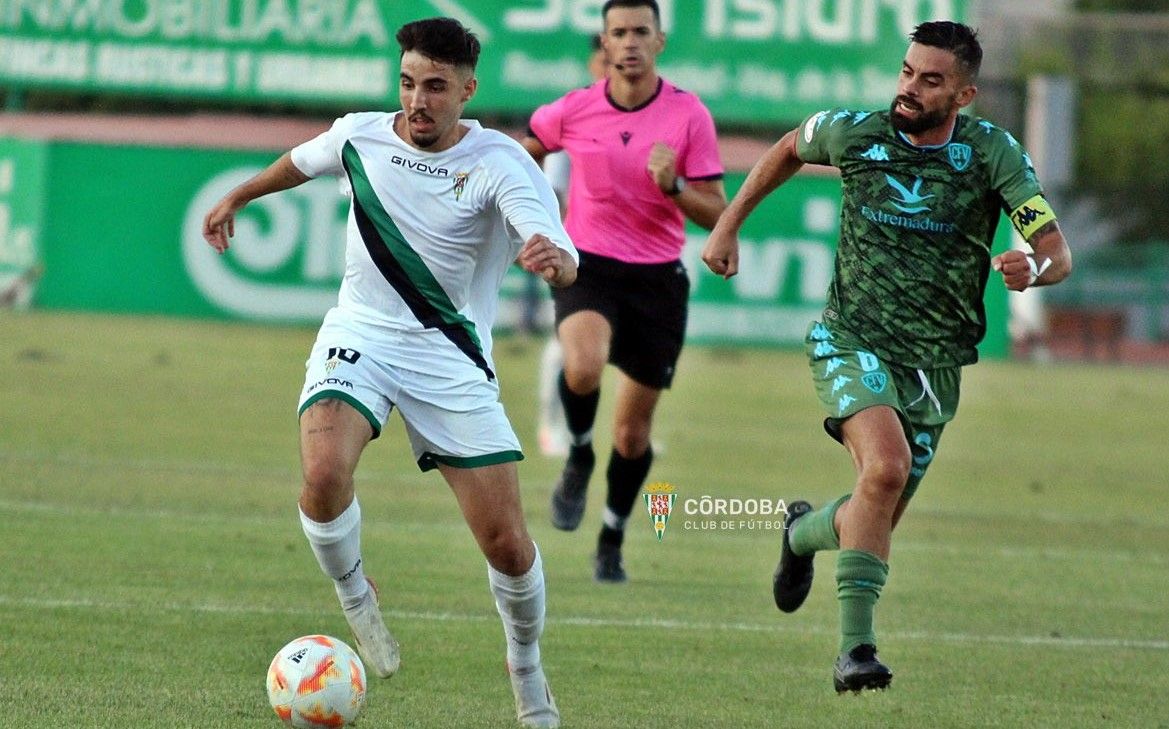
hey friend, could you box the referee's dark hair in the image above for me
[396,17,481,72]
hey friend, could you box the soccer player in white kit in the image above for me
[202,17,576,729]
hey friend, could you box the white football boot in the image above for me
[343,578,400,678]
[508,663,560,728]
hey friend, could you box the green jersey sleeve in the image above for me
[983,124,1043,211]
[979,122,1057,238]
[796,109,845,166]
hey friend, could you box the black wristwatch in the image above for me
[668,177,686,196]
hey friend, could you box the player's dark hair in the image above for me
[590,33,603,52]
[602,0,661,26]
[396,17,480,71]
[910,21,982,80]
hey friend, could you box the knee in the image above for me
[856,455,911,500]
[562,361,603,394]
[561,341,607,393]
[611,421,651,458]
[483,529,535,576]
[565,366,603,394]
[301,455,351,503]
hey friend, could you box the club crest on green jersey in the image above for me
[861,372,888,393]
[947,143,972,171]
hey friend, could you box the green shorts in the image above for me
[805,321,961,500]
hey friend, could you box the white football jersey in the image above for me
[291,111,576,372]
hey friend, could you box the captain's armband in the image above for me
[1009,194,1057,240]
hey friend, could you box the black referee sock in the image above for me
[558,371,600,452]
[598,446,654,549]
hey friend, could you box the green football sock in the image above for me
[788,494,849,556]
[836,549,889,653]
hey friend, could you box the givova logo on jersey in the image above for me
[390,155,448,176]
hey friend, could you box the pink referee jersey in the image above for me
[529,77,724,264]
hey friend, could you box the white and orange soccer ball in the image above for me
[266,635,367,728]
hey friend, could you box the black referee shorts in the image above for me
[552,250,689,390]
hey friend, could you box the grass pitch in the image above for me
[2,309,1167,728]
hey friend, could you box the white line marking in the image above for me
[9,443,1169,530]
[0,496,1163,570]
[5,451,1167,529]
[1,595,1164,652]
[0,498,1161,565]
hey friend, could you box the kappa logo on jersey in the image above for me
[390,155,448,176]
[453,171,469,201]
[860,144,889,161]
[884,175,934,214]
[837,393,857,414]
[947,143,972,171]
[325,347,361,373]
[804,111,828,143]
[1013,205,1043,228]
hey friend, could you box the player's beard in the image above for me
[408,113,441,148]
[889,96,950,135]
[410,131,438,148]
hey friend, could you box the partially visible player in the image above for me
[536,32,610,458]
[703,20,1070,692]
[523,0,727,583]
[202,17,575,728]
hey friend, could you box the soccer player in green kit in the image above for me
[702,21,1071,692]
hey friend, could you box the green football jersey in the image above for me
[796,109,1048,367]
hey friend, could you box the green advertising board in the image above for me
[1,0,965,124]
[0,136,45,307]
[21,138,1007,356]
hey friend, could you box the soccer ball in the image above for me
[266,635,367,728]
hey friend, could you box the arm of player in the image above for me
[990,222,1073,292]
[521,135,549,167]
[702,128,806,279]
[202,152,310,254]
[646,142,728,231]
[517,233,577,288]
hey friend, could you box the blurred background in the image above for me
[2,0,1167,364]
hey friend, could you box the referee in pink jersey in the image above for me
[522,0,727,583]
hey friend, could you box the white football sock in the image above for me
[488,543,546,671]
[299,498,369,610]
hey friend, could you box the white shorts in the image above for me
[297,308,523,472]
